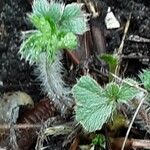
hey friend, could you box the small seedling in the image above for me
[92,134,106,148]
[72,75,138,132]
[20,0,88,64]
[19,0,89,114]
[100,54,119,81]
[72,68,150,150]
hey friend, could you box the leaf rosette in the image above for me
[20,0,89,64]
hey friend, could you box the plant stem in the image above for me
[115,13,131,76]
[35,52,73,115]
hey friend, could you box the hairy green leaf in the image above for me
[32,0,50,16]
[104,82,120,102]
[72,75,138,132]
[119,79,139,103]
[48,2,64,23]
[75,102,114,132]
[100,54,118,73]
[104,81,138,103]
[72,76,114,132]
[29,15,52,33]
[139,69,150,91]
[92,134,106,148]
[61,3,88,34]
[62,3,83,19]
[73,76,104,105]
[61,32,77,49]
[20,0,88,64]
[100,54,119,81]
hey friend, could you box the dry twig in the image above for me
[112,138,150,150]
[115,14,131,76]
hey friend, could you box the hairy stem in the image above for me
[35,52,74,115]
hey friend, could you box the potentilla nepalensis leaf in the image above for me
[100,54,118,74]
[73,76,104,105]
[72,76,114,132]
[29,15,52,33]
[47,2,64,23]
[61,3,89,34]
[76,102,114,132]
[104,81,138,103]
[32,0,50,16]
[20,0,89,64]
[61,32,77,49]
[139,69,150,91]
[72,76,139,132]
[99,54,119,81]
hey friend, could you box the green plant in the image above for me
[72,75,138,132]
[132,69,150,132]
[99,54,119,81]
[20,0,88,64]
[92,134,106,148]
[19,0,88,114]
[139,69,150,91]
[73,69,150,148]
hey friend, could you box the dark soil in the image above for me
[103,0,150,76]
[0,0,150,149]
[0,0,42,100]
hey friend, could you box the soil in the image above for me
[0,0,42,101]
[0,0,150,149]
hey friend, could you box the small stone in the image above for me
[105,7,120,29]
